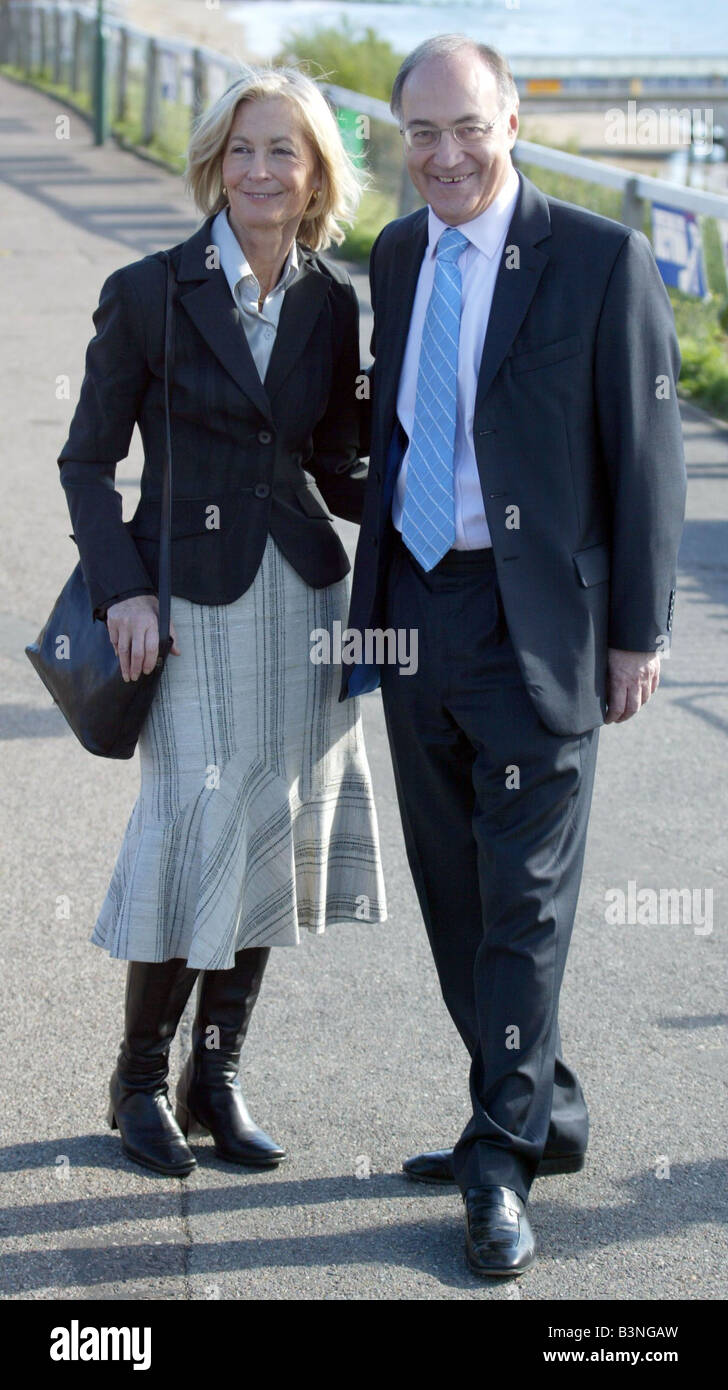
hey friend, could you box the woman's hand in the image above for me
[106,595,180,682]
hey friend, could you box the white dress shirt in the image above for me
[393,163,520,549]
[211,206,299,380]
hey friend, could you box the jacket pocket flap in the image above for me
[573,542,610,587]
[510,335,582,374]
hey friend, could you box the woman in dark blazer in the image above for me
[58,66,386,1178]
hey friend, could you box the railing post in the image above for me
[53,4,62,85]
[0,0,9,66]
[32,1,40,73]
[34,3,42,74]
[21,0,32,73]
[39,4,47,76]
[142,37,159,143]
[70,11,82,93]
[22,0,30,71]
[92,0,107,144]
[12,0,20,69]
[191,46,207,125]
[621,176,645,231]
[115,25,128,123]
[8,0,18,67]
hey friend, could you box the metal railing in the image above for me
[0,1,244,155]
[317,83,728,228]
[2,1,727,234]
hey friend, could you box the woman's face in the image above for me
[221,96,321,239]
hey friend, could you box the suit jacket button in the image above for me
[254,483,270,499]
[258,429,273,444]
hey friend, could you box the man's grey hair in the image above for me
[390,34,519,123]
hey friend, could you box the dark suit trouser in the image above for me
[379,532,599,1202]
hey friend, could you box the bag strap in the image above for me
[156,250,176,658]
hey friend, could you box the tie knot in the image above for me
[436,227,468,264]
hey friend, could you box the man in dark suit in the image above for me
[340,35,686,1276]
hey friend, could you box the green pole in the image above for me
[93,0,106,145]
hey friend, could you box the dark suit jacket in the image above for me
[58,212,367,620]
[341,172,687,735]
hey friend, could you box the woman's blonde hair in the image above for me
[185,64,366,251]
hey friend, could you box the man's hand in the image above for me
[605,647,660,723]
[106,594,180,682]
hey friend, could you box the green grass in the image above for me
[340,188,398,260]
[275,17,403,100]
[702,216,728,299]
[0,61,93,113]
[670,291,728,419]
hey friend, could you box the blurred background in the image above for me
[2,0,726,417]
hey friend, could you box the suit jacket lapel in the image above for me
[473,173,552,419]
[176,216,271,420]
[181,274,274,422]
[375,179,551,445]
[175,216,330,423]
[377,210,429,449]
[263,253,330,402]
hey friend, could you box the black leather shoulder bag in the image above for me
[25,250,176,759]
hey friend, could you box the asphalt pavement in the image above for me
[1,76,726,1301]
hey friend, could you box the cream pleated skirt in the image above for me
[91,535,387,968]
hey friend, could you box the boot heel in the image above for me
[175,1101,209,1138]
[106,1102,118,1130]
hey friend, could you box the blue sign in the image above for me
[651,203,708,298]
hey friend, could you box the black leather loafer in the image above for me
[464,1185,536,1277]
[403,1145,585,1184]
[402,1148,456,1184]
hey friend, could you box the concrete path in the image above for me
[1,76,726,1301]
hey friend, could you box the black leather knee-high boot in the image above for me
[175,946,285,1166]
[107,957,199,1177]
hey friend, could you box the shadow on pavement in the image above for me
[0,1153,725,1294]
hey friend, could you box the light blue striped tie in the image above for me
[402,225,468,571]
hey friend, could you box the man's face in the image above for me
[399,51,518,225]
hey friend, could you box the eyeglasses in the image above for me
[401,115,503,151]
